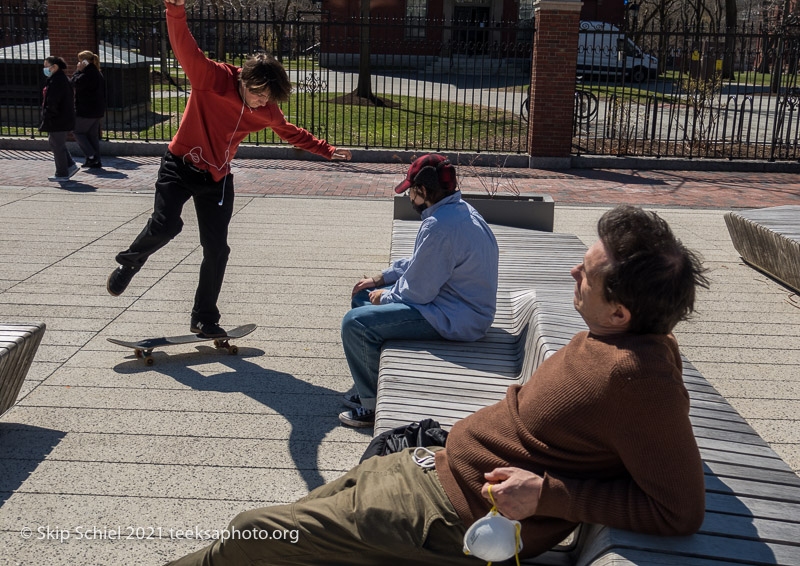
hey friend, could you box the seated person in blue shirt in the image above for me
[339,154,500,427]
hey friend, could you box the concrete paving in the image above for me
[0,149,798,565]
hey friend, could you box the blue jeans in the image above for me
[341,289,441,410]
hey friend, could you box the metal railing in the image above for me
[572,20,800,161]
[1,5,534,154]
[5,5,799,162]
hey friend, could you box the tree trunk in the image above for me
[722,0,737,79]
[770,0,793,93]
[356,0,372,98]
[160,19,182,91]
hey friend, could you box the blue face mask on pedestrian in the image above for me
[42,66,52,77]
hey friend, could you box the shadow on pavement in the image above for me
[111,347,357,492]
[80,169,128,179]
[0,423,67,506]
[51,181,97,193]
[560,169,669,185]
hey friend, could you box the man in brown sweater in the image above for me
[165,206,709,565]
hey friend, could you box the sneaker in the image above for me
[106,265,139,296]
[338,407,375,428]
[88,160,103,169]
[66,163,79,178]
[190,320,227,338]
[342,393,362,409]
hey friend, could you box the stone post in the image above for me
[47,0,98,76]
[528,0,582,164]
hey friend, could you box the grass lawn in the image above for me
[662,69,798,87]
[140,91,525,151]
[581,84,681,104]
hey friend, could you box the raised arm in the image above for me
[164,0,218,88]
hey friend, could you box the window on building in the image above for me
[518,0,534,23]
[405,0,427,38]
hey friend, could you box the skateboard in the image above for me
[107,324,257,365]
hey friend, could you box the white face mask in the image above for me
[463,508,523,563]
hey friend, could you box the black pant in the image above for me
[115,151,234,324]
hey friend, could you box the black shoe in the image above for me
[342,393,362,409]
[338,407,375,428]
[190,320,227,338]
[107,265,138,296]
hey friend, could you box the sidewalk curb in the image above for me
[3,137,799,172]
[572,155,800,172]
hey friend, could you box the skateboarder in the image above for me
[107,0,351,338]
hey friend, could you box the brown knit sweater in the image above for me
[435,331,706,558]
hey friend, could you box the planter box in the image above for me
[393,192,554,232]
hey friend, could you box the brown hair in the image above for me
[597,205,709,335]
[77,50,100,71]
[239,53,292,103]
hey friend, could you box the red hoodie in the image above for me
[165,2,335,182]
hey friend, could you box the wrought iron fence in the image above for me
[573,20,800,161]
[0,5,48,130]
[1,5,533,154]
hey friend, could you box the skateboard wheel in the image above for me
[134,349,143,358]
[213,339,222,348]
[229,345,239,355]
[145,357,155,366]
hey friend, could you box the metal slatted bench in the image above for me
[0,322,46,417]
[724,205,800,293]
[374,220,800,566]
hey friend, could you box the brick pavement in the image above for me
[3,149,799,208]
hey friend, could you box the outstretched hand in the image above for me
[481,467,544,521]
[164,0,185,6]
[332,148,352,161]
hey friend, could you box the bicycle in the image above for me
[520,79,598,126]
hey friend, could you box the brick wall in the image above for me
[47,0,97,77]
[528,3,581,158]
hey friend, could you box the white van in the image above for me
[577,21,658,82]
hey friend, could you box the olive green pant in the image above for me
[165,448,482,566]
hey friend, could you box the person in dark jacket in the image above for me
[40,56,78,181]
[70,50,106,168]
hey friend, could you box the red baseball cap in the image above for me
[394,154,458,194]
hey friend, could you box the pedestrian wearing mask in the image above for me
[40,56,78,181]
[71,50,106,169]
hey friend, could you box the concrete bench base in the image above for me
[0,322,46,417]
[725,205,800,293]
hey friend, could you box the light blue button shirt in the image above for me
[380,192,499,341]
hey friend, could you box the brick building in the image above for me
[321,0,624,26]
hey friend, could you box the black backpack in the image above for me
[360,418,449,463]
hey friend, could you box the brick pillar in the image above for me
[528,0,582,160]
[48,0,97,76]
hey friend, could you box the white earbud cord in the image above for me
[183,95,249,206]
[413,446,437,469]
